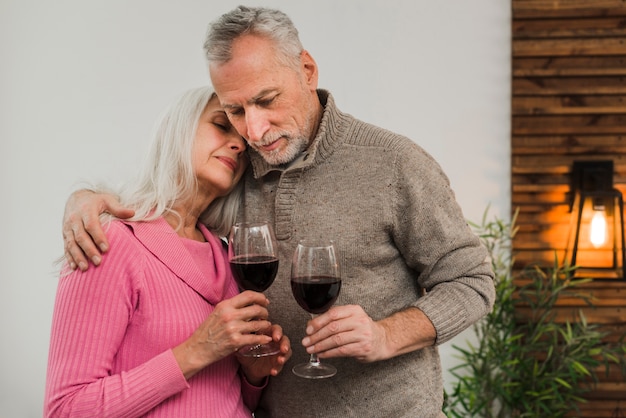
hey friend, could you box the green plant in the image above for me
[444,210,626,418]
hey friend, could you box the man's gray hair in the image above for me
[204,6,303,68]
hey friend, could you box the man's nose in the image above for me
[245,109,270,143]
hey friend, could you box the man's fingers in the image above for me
[104,199,135,220]
[63,228,89,271]
[63,245,79,271]
[81,214,110,254]
[68,215,104,268]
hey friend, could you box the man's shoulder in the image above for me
[342,117,423,154]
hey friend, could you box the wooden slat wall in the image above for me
[512,1,626,415]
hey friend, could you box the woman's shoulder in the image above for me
[59,219,146,283]
[101,219,153,258]
[105,218,138,242]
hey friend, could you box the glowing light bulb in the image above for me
[590,211,607,248]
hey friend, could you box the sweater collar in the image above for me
[121,217,233,305]
[248,89,345,178]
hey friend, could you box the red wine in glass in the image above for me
[291,275,341,315]
[230,255,279,292]
[290,240,341,378]
[228,222,280,357]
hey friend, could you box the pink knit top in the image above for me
[44,218,261,417]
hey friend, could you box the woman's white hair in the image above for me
[117,85,243,237]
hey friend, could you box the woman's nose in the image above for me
[230,135,246,154]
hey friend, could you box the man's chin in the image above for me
[260,154,289,166]
[256,149,297,166]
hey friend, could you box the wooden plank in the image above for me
[514,233,566,248]
[513,135,626,146]
[584,382,626,398]
[513,288,626,306]
[596,323,626,342]
[510,158,626,174]
[513,230,570,250]
[515,207,572,223]
[513,38,626,57]
[512,185,626,197]
[511,181,570,190]
[510,191,567,205]
[514,1,626,19]
[512,279,626,290]
[513,76,626,96]
[513,251,569,268]
[514,0,626,10]
[511,163,571,174]
[513,220,565,232]
[513,115,626,135]
[513,95,626,115]
[568,398,626,417]
[513,252,567,268]
[513,220,568,233]
[513,203,570,216]
[513,249,626,269]
[514,67,626,77]
[512,157,626,170]
[550,296,626,306]
[515,352,626,378]
[512,154,626,169]
[513,56,626,73]
[567,402,626,418]
[516,306,626,323]
[513,17,626,39]
[512,135,626,149]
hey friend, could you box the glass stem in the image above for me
[308,313,321,366]
[309,353,321,366]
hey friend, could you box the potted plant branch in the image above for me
[444,210,626,418]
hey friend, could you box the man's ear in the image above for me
[300,50,319,91]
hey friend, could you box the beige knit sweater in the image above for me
[240,90,495,418]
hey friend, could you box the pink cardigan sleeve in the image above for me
[240,373,267,412]
[44,223,189,417]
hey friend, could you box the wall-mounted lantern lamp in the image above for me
[565,160,625,280]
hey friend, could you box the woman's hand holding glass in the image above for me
[172,290,279,380]
[237,323,292,385]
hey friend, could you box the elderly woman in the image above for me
[44,86,291,417]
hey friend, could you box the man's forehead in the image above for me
[211,61,284,107]
[209,35,291,103]
[218,87,278,108]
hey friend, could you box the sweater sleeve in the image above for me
[392,143,496,345]
[239,372,267,412]
[44,222,189,418]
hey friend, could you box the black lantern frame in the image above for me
[565,161,625,280]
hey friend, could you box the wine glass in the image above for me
[290,239,342,378]
[228,221,280,357]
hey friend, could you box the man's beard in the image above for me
[251,115,313,166]
[251,132,308,166]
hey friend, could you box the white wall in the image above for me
[0,1,510,415]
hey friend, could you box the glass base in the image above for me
[237,341,281,357]
[292,361,337,379]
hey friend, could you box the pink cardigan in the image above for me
[45,218,261,417]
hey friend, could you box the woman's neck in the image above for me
[163,211,206,242]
